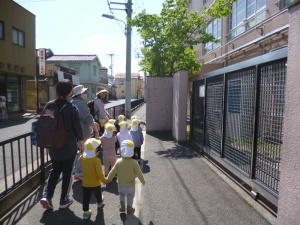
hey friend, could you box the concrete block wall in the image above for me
[172,70,188,142]
[277,2,300,224]
[146,77,173,132]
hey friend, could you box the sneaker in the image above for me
[119,203,126,213]
[40,198,53,210]
[83,209,92,220]
[59,195,74,209]
[127,207,135,214]
[74,175,82,181]
[97,197,105,208]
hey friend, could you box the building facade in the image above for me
[46,55,104,102]
[189,0,289,72]
[0,0,36,113]
[188,0,292,214]
[115,73,144,99]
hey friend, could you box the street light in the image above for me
[102,10,132,119]
[102,14,127,36]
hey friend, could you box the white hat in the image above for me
[119,121,129,134]
[130,118,140,132]
[118,114,125,122]
[131,116,138,120]
[72,85,88,97]
[108,119,116,125]
[83,138,101,158]
[121,140,134,157]
[103,123,116,138]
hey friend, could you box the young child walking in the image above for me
[129,118,144,163]
[106,140,145,214]
[116,121,133,145]
[79,138,107,220]
[99,123,117,176]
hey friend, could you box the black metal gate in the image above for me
[190,48,287,208]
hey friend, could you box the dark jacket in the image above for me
[45,99,83,161]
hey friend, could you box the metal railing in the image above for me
[0,98,145,200]
[0,133,50,198]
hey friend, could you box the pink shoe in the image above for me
[40,198,53,210]
[74,175,82,181]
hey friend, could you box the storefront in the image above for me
[0,73,25,113]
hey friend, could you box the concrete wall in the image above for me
[146,77,173,132]
[277,2,300,224]
[172,70,188,142]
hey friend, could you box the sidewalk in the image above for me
[0,104,276,225]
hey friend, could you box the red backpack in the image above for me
[36,103,68,148]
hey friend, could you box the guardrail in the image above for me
[0,98,145,217]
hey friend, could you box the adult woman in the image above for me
[94,89,112,133]
[71,85,99,180]
[40,79,84,210]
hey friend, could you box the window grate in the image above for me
[255,60,286,194]
[205,76,223,154]
[224,68,256,175]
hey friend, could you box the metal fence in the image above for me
[190,48,287,207]
[0,98,145,199]
[0,133,50,198]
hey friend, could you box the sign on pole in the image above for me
[39,48,46,75]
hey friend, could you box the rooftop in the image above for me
[46,55,98,62]
[115,73,141,79]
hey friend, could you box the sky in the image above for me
[13,0,166,76]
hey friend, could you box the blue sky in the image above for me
[14,0,166,76]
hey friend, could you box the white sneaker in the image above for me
[97,197,105,208]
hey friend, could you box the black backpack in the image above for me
[36,103,68,148]
[87,98,98,118]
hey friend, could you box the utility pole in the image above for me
[125,0,132,119]
[107,53,114,77]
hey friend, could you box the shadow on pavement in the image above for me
[0,186,44,225]
[103,179,119,195]
[40,208,82,225]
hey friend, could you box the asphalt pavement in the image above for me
[0,103,276,225]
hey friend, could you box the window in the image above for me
[0,21,4,40]
[281,0,291,8]
[12,27,25,47]
[229,0,266,39]
[204,18,221,54]
[70,66,80,75]
[118,80,124,85]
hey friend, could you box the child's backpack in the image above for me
[36,103,68,148]
[87,98,98,118]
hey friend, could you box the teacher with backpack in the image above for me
[94,89,112,134]
[39,79,85,210]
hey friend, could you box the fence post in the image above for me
[40,147,45,182]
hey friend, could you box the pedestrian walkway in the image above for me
[0,104,276,225]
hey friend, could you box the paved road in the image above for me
[0,99,129,141]
[0,104,276,225]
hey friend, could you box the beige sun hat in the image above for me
[96,89,109,96]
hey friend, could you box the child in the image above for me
[129,118,144,162]
[117,121,133,147]
[79,138,107,220]
[99,123,117,176]
[116,114,125,133]
[106,140,145,214]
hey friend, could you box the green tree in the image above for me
[131,0,235,77]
